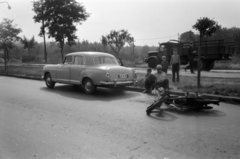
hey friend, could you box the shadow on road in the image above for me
[40,84,140,102]
[146,110,178,122]
[146,106,226,121]
[161,106,226,117]
[176,109,226,117]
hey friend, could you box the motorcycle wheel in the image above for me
[146,95,169,114]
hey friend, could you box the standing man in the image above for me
[170,48,181,82]
[185,42,195,74]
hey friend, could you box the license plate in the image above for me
[118,74,127,78]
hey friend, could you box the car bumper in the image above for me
[100,80,137,87]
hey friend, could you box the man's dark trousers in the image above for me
[172,63,179,82]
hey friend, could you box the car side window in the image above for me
[63,56,73,65]
[94,57,101,65]
[74,56,85,65]
[94,56,118,65]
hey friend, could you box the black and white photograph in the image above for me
[0,0,240,158]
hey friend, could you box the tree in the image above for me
[33,0,48,62]
[0,19,22,70]
[141,45,150,59]
[179,30,198,42]
[21,36,37,56]
[101,29,134,58]
[193,17,220,88]
[66,40,76,52]
[232,28,240,54]
[33,0,90,60]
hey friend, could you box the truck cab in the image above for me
[145,40,187,68]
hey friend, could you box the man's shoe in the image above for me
[191,72,195,74]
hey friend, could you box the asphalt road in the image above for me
[1,76,240,159]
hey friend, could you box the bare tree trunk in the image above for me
[43,32,47,62]
[61,47,64,60]
[6,48,9,62]
[4,49,7,71]
[60,41,64,60]
[197,36,202,88]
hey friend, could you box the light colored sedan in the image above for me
[42,52,137,94]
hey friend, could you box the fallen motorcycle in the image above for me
[146,90,220,114]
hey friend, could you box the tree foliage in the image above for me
[179,31,198,42]
[101,29,134,58]
[33,0,46,36]
[193,17,221,38]
[33,0,90,60]
[0,19,21,69]
[21,36,37,56]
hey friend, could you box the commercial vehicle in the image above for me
[144,39,234,71]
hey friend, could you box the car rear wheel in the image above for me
[83,78,96,94]
[45,73,55,88]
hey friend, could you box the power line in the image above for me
[136,34,178,41]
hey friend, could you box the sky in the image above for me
[0,0,240,46]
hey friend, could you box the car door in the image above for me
[70,55,86,84]
[56,55,73,82]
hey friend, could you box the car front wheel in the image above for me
[45,73,55,88]
[83,78,96,94]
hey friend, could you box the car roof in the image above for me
[66,52,115,57]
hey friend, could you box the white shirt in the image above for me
[155,71,167,82]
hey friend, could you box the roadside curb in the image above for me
[0,73,42,81]
[1,73,240,104]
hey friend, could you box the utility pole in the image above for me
[132,38,135,55]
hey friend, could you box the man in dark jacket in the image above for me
[143,68,156,93]
[185,42,195,74]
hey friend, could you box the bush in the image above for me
[22,55,35,62]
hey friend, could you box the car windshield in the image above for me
[94,56,119,65]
